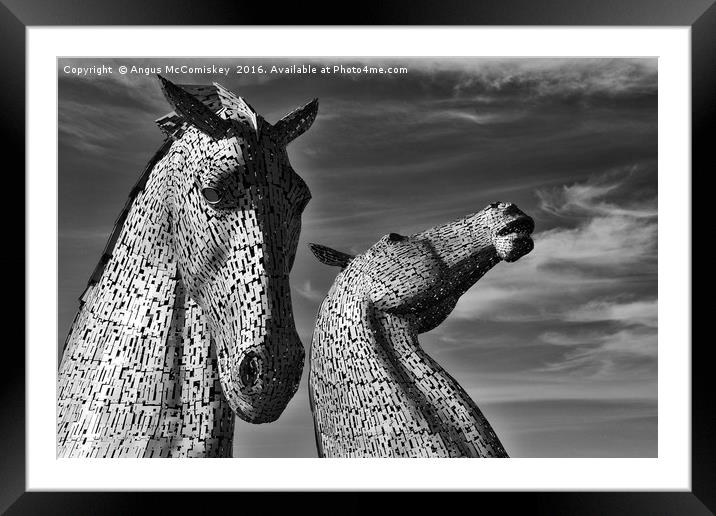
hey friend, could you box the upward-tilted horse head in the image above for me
[156,76,315,422]
[308,202,534,457]
[58,77,317,457]
[311,202,534,335]
[364,201,534,333]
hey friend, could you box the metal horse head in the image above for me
[157,76,316,422]
[308,202,534,457]
[311,202,534,333]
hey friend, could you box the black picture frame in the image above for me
[4,1,711,513]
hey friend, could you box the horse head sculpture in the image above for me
[308,202,534,457]
[156,76,315,422]
[58,77,317,457]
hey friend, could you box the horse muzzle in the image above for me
[492,214,535,262]
[232,330,305,424]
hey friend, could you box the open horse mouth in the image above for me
[495,215,535,237]
[493,215,535,262]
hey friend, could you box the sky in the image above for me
[58,57,658,457]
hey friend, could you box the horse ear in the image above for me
[308,243,353,269]
[157,75,232,140]
[273,98,319,146]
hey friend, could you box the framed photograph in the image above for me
[8,0,711,513]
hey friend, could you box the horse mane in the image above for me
[77,139,173,306]
[76,82,253,307]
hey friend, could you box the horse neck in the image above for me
[59,150,177,375]
[311,268,507,457]
[312,268,423,379]
[372,310,507,456]
[82,152,178,324]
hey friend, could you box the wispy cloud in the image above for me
[537,168,658,219]
[563,298,657,328]
[59,96,161,157]
[301,57,657,100]
[538,326,657,377]
[294,280,326,303]
[439,58,657,99]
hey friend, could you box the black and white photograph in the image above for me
[57,57,658,459]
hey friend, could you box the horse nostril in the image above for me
[502,203,519,216]
[238,352,262,388]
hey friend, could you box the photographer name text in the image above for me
[62,64,409,77]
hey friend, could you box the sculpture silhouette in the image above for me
[57,77,317,457]
[308,202,534,457]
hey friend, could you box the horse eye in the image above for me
[201,187,221,204]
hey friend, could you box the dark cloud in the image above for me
[58,57,657,457]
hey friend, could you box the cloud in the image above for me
[429,108,524,125]
[440,58,658,100]
[304,57,657,100]
[318,97,522,128]
[294,280,326,303]
[537,326,657,377]
[563,299,657,328]
[537,168,657,219]
[58,90,164,158]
